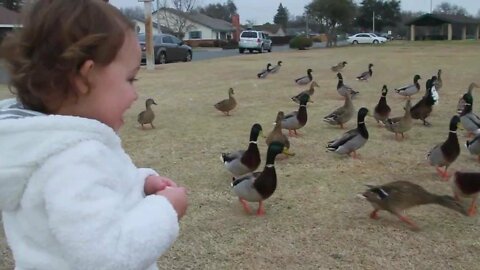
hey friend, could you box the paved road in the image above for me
[193,41,348,61]
[0,41,349,84]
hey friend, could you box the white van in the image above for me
[238,30,272,54]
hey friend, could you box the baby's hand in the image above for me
[156,187,188,220]
[144,175,178,195]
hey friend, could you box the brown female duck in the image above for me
[384,99,413,140]
[291,81,318,104]
[361,181,467,231]
[266,111,295,156]
[427,115,461,180]
[137,98,157,129]
[331,61,347,72]
[323,92,354,129]
[214,87,237,116]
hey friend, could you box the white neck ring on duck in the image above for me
[249,141,258,144]
[265,164,274,168]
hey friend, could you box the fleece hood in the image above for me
[0,98,120,211]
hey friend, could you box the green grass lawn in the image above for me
[1,40,480,269]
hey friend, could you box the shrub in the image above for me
[289,35,313,50]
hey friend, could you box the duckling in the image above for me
[356,63,374,81]
[291,81,318,104]
[457,83,479,113]
[137,98,157,129]
[410,78,435,126]
[214,87,237,116]
[361,181,467,231]
[331,61,347,72]
[427,115,461,180]
[269,61,282,73]
[282,93,309,136]
[459,93,480,137]
[452,171,480,216]
[257,63,272,78]
[221,123,263,177]
[266,111,295,156]
[231,142,287,216]
[327,107,369,158]
[294,68,313,85]
[434,69,442,91]
[465,133,480,162]
[373,85,391,126]
[384,99,413,140]
[323,92,355,129]
[336,73,359,98]
[395,74,421,98]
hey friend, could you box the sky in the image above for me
[110,0,480,24]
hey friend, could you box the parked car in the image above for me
[238,30,272,54]
[347,33,387,44]
[138,33,192,64]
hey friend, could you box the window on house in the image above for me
[189,31,202,39]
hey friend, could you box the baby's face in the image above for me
[83,30,141,131]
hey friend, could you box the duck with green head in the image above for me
[231,142,287,216]
[373,85,391,126]
[282,93,309,136]
[459,93,480,137]
[221,123,263,177]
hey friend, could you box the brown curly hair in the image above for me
[0,0,134,113]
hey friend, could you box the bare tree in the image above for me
[157,0,197,39]
[120,7,144,21]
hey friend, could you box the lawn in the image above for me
[1,41,480,269]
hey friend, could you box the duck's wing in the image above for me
[232,172,262,186]
[395,84,413,93]
[327,128,358,148]
[427,143,445,165]
[283,111,298,120]
[221,150,245,163]
[357,71,369,80]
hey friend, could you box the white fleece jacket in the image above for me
[0,98,179,270]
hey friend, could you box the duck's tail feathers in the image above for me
[434,195,468,216]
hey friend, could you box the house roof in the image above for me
[252,24,284,34]
[0,6,20,26]
[133,18,175,34]
[405,13,480,26]
[156,8,234,32]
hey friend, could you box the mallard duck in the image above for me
[457,83,479,113]
[266,111,295,156]
[465,133,480,162]
[257,63,272,78]
[291,81,318,104]
[294,68,313,85]
[452,171,480,216]
[323,92,355,129]
[137,98,157,129]
[326,107,369,158]
[361,181,467,231]
[395,74,421,98]
[214,87,237,116]
[427,115,461,180]
[430,76,439,105]
[336,73,359,98]
[356,63,374,81]
[410,78,436,126]
[331,61,347,72]
[231,142,287,216]
[384,99,413,140]
[221,123,263,177]
[459,93,480,137]
[269,61,282,73]
[282,93,309,136]
[373,85,391,126]
[434,69,442,91]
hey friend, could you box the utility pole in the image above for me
[305,12,309,36]
[156,0,162,34]
[141,0,155,71]
[430,0,433,13]
[372,11,375,33]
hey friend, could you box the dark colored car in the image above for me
[138,33,192,64]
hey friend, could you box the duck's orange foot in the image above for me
[468,205,477,216]
[239,198,252,214]
[256,201,265,216]
[369,210,380,219]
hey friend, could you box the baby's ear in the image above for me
[75,60,95,95]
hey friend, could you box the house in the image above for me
[153,8,235,46]
[252,23,286,37]
[0,6,21,40]
[132,18,174,35]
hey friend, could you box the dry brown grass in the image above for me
[1,41,480,269]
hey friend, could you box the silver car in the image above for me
[238,30,272,54]
[138,34,192,64]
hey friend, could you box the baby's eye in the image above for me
[128,78,138,84]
